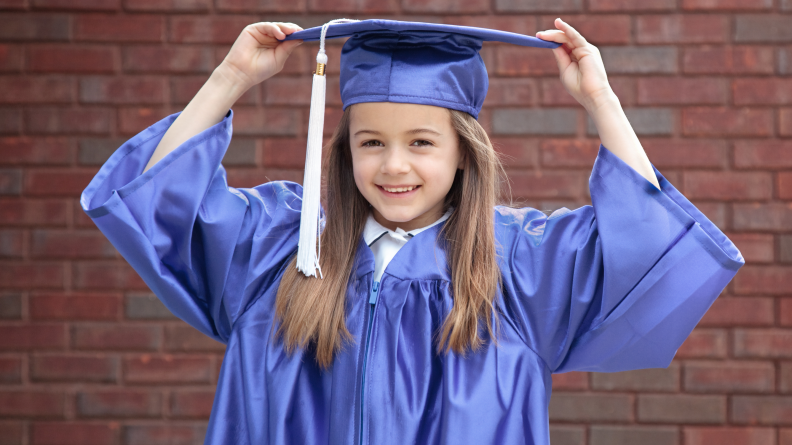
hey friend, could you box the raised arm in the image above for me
[143,22,304,173]
[536,18,660,190]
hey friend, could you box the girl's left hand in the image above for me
[536,18,614,112]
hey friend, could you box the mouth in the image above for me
[377,184,421,197]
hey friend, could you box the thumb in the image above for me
[551,45,572,76]
[273,39,303,67]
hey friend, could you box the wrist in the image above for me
[583,88,620,116]
[210,63,254,99]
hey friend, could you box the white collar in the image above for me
[363,208,453,246]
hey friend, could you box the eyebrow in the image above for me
[353,128,442,137]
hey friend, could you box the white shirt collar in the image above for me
[363,208,453,246]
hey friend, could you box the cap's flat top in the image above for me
[281,19,561,49]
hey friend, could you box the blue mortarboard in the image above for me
[278,19,560,278]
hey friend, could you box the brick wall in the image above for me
[0,0,790,444]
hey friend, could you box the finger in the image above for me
[275,22,304,34]
[254,22,288,40]
[535,30,571,44]
[553,18,588,48]
[551,44,572,74]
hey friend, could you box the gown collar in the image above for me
[362,208,453,247]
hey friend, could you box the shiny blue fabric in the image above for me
[282,19,561,119]
[81,110,744,445]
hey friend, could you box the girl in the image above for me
[81,18,744,445]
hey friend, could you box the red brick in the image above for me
[125,0,210,11]
[734,266,792,295]
[80,76,166,104]
[171,75,260,106]
[232,107,300,136]
[781,173,792,200]
[684,171,772,200]
[0,107,22,134]
[780,362,792,393]
[0,391,64,417]
[537,14,630,44]
[676,328,728,358]
[0,137,71,165]
[551,371,589,390]
[168,15,251,44]
[25,169,100,196]
[539,139,598,168]
[684,360,775,393]
[682,0,772,10]
[0,292,22,319]
[0,356,22,383]
[734,78,792,105]
[509,170,585,199]
[72,261,148,290]
[782,299,792,327]
[734,140,792,170]
[490,137,538,168]
[307,0,397,12]
[75,14,163,42]
[783,429,792,445]
[549,393,633,422]
[722,233,774,264]
[403,0,486,12]
[124,354,213,384]
[484,78,538,106]
[31,354,118,383]
[637,77,727,105]
[262,76,313,106]
[31,422,120,445]
[164,325,224,352]
[733,203,792,231]
[0,229,23,258]
[0,13,70,42]
[72,324,161,351]
[118,107,172,135]
[589,0,675,10]
[25,107,114,135]
[170,390,215,418]
[0,44,23,72]
[638,394,726,424]
[682,107,773,136]
[637,14,728,43]
[494,46,558,76]
[30,229,117,259]
[735,329,792,358]
[0,422,23,444]
[0,76,73,104]
[77,389,161,418]
[642,139,728,169]
[592,364,680,392]
[539,78,581,106]
[123,424,206,445]
[122,45,213,73]
[684,427,776,445]
[683,45,775,74]
[30,292,120,320]
[32,0,119,9]
[781,108,792,137]
[29,45,118,74]
[0,262,64,289]
[731,396,792,424]
[0,198,68,226]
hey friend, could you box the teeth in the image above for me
[382,185,416,193]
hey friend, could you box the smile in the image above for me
[377,184,421,196]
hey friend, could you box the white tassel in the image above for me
[296,18,359,279]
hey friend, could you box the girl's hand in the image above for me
[217,22,304,90]
[536,18,615,112]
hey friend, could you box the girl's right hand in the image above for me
[218,22,304,90]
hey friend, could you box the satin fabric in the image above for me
[81,110,744,445]
[281,20,561,119]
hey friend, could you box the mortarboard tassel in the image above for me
[296,18,359,279]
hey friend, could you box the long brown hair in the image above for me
[273,105,508,369]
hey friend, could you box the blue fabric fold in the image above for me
[81,110,743,445]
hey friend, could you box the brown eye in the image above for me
[412,140,433,146]
[362,140,383,147]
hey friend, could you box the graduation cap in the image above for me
[279,18,561,278]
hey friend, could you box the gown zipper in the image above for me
[359,280,380,445]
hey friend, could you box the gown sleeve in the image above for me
[80,109,304,343]
[496,143,744,373]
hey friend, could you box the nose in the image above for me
[380,146,411,176]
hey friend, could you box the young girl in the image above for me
[81,18,744,445]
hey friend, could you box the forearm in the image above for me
[586,90,661,190]
[142,64,251,174]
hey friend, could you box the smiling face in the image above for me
[349,102,464,232]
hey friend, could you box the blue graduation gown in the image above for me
[80,110,744,445]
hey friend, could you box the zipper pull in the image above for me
[369,281,380,305]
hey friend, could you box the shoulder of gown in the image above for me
[494,143,744,374]
[80,109,307,343]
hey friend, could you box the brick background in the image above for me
[0,0,790,444]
